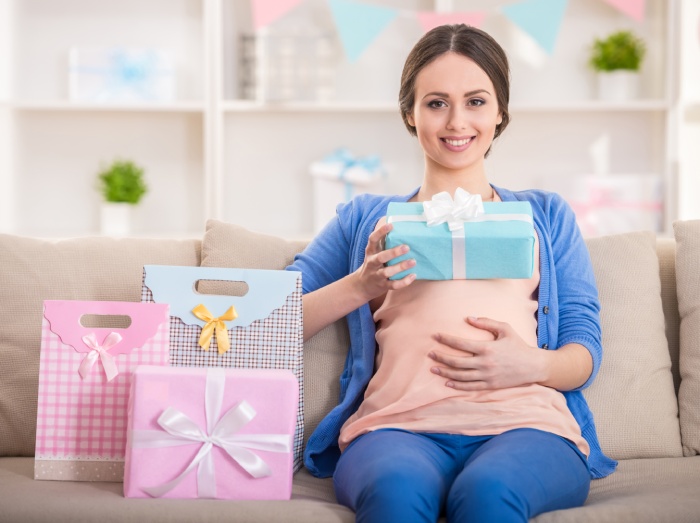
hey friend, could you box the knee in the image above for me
[336,463,443,522]
[356,466,438,508]
[447,470,528,523]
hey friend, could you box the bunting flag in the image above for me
[502,0,569,55]
[250,0,643,64]
[328,0,399,63]
[252,0,304,30]
[600,0,645,23]
[416,11,487,33]
[509,26,549,69]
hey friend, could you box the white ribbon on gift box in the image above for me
[388,188,533,279]
[78,332,122,382]
[130,368,292,499]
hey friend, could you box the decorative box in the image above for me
[568,174,663,237]
[124,366,298,500]
[34,300,170,481]
[310,148,386,233]
[385,189,536,280]
[68,47,175,104]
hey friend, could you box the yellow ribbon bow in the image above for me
[192,304,238,355]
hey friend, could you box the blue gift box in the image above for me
[385,199,536,280]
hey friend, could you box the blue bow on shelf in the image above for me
[322,148,385,201]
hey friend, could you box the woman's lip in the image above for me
[441,136,474,151]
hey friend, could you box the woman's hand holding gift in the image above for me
[302,220,417,341]
[353,221,417,303]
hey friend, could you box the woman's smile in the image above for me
[441,135,475,152]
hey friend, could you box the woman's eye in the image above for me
[427,100,447,109]
[468,98,485,107]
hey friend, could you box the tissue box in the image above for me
[385,200,535,280]
[124,366,298,500]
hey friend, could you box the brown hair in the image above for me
[399,24,511,148]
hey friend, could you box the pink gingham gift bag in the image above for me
[34,300,170,481]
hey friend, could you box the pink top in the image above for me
[339,213,589,457]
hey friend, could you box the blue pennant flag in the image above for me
[502,0,568,55]
[328,0,399,63]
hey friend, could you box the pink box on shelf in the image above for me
[124,366,298,500]
[34,300,170,482]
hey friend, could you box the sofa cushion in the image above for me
[0,234,201,457]
[200,220,348,445]
[584,231,682,459]
[532,456,700,523]
[0,457,354,522]
[656,238,681,394]
[674,220,700,456]
[4,455,700,523]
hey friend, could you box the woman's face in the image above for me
[407,52,502,176]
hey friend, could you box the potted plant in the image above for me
[97,159,147,236]
[589,30,646,102]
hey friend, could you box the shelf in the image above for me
[20,231,206,241]
[510,100,671,112]
[222,99,671,114]
[10,101,206,113]
[222,100,399,113]
[6,99,671,115]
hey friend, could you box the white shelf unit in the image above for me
[1,0,210,238]
[12,101,206,112]
[0,0,681,238]
[677,0,700,221]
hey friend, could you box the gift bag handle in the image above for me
[143,265,300,328]
[43,300,169,357]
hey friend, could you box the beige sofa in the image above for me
[1,219,700,522]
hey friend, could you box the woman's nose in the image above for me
[446,107,467,130]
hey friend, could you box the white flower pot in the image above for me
[100,202,132,236]
[597,71,640,102]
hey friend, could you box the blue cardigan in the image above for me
[287,185,618,479]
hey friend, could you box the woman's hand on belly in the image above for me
[428,316,547,391]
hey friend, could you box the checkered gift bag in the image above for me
[35,300,170,481]
[141,265,304,472]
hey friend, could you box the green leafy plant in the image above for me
[589,30,646,72]
[97,160,147,204]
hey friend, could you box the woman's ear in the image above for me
[406,112,415,127]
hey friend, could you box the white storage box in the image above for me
[310,149,386,233]
[568,174,663,236]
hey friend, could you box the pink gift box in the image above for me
[123,366,298,500]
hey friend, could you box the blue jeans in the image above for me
[333,428,590,523]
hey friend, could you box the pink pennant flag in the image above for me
[251,0,304,30]
[416,11,487,33]
[600,0,645,22]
